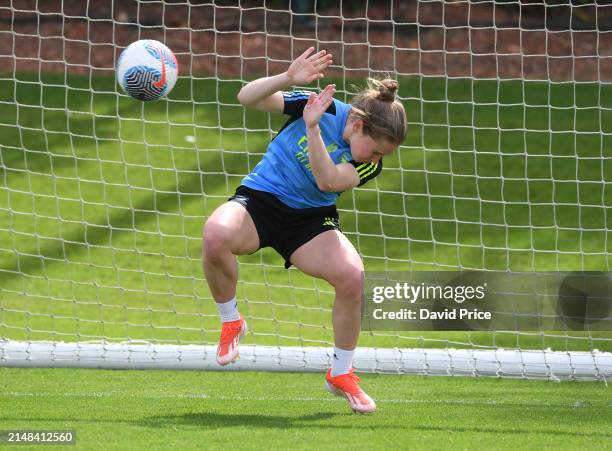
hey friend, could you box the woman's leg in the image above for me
[289,230,376,413]
[203,201,260,302]
[203,201,260,365]
[289,230,364,351]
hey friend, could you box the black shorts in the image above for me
[229,185,341,269]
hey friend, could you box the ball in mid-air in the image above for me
[116,40,178,101]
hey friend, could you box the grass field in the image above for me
[1,368,610,450]
[0,73,611,352]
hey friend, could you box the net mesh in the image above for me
[0,1,610,373]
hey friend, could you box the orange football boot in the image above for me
[325,368,376,413]
[216,316,247,365]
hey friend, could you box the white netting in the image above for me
[0,0,610,378]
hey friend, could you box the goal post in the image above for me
[1,1,611,380]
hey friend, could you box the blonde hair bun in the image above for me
[369,78,398,102]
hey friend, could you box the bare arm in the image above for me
[303,85,361,192]
[236,47,333,113]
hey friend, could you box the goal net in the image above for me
[1,0,611,380]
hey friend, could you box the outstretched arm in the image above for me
[237,47,333,113]
[303,85,361,192]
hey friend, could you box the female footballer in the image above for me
[203,47,406,413]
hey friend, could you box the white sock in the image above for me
[331,346,355,377]
[216,297,240,323]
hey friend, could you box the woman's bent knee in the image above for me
[332,264,364,301]
[203,221,235,260]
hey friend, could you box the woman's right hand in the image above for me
[303,84,336,129]
[286,47,333,84]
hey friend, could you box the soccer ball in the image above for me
[116,40,178,101]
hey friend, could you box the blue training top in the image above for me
[241,91,382,209]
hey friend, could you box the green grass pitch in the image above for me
[1,368,610,450]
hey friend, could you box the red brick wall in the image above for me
[2,1,610,81]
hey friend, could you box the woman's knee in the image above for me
[330,262,365,301]
[203,220,234,260]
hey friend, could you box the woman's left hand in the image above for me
[303,84,336,129]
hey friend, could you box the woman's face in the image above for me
[343,118,397,163]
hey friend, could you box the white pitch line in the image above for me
[3,392,608,408]
[5,391,210,400]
